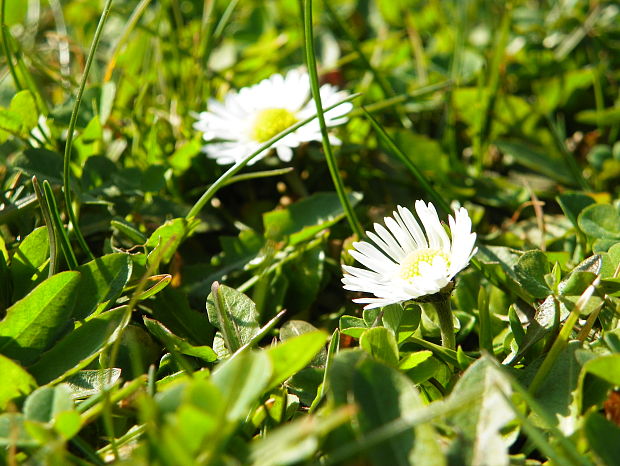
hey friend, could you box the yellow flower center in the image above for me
[398,248,450,280]
[251,108,298,143]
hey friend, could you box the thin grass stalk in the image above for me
[185,93,359,220]
[42,180,79,270]
[0,0,22,89]
[32,177,58,277]
[63,0,115,261]
[303,0,363,238]
[362,107,451,214]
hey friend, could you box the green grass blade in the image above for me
[63,0,115,261]
[303,0,363,238]
[362,107,451,214]
[42,180,78,270]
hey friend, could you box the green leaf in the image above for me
[146,217,200,264]
[263,192,362,243]
[280,320,326,366]
[24,385,73,423]
[74,253,132,320]
[9,226,50,300]
[359,327,399,367]
[0,354,37,409]
[54,410,81,440]
[339,315,367,338]
[495,140,574,185]
[63,369,122,399]
[144,317,217,362]
[206,283,260,353]
[0,271,80,365]
[29,306,129,385]
[514,250,551,299]
[265,331,328,391]
[284,245,325,313]
[10,90,38,132]
[211,350,272,422]
[0,108,22,138]
[584,411,620,466]
[398,351,439,385]
[578,204,620,239]
[12,148,64,185]
[557,192,595,230]
[447,358,514,466]
[249,406,354,466]
[353,357,445,466]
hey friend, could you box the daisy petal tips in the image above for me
[193,69,353,165]
[342,201,477,309]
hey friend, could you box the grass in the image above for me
[1,0,620,464]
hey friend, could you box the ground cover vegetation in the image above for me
[1,0,620,464]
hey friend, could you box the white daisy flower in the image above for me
[342,201,477,309]
[193,69,352,165]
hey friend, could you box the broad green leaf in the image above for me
[249,406,354,466]
[206,283,260,353]
[360,327,399,367]
[339,315,367,338]
[0,354,37,409]
[265,330,328,391]
[12,148,64,185]
[74,253,132,320]
[284,245,325,312]
[353,357,445,466]
[584,412,620,466]
[146,217,200,264]
[63,369,122,399]
[557,192,595,230]
[263,192,362,244]
[0,108,21,138]
[579,354,620,393]
[144,317,217,362]
[382,303,404,335]
[54,410,81,440]
[10,90,38,132]
[398,351,440,385]
[24,385,73,423]
[29,306,129,384]
[0,271,80,365]
[280,320,326,366]
[506,295,559,365]
[578,204,620,239]
[447,358,514,466]
[211,350,272,422]
[525,342,584,434]
[9,226,50,300]
[514,250,551,299]
[495,140,574,185]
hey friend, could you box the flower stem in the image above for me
[431,298,455,350]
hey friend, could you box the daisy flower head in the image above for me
[342,201,477,309]
[193,69,352,165]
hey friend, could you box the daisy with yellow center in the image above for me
[342,201,477,310]
[193,69,352,165]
